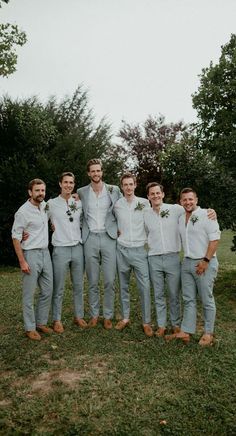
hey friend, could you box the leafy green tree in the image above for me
[0,87,125,265]
[0,0,27,77]
[192,33,236,247]
[118,115,187,197]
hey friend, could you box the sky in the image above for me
[1,0,236,136]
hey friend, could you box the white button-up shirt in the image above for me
[47,196,82,246]
[12,200,49,249]
[179,206,221,259]
[114,196,150,247]
[87,185,111,232]
[144,203,183,255]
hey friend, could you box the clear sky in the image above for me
[1,0,236,135]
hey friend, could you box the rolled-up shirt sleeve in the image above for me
[12,212,26,241]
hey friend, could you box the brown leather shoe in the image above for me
[53,320,64,333]
[104,319,113,330]
[172,326,181,334]
[88,317,98,328]
[199,333,214,346]
[143,324,154,337]
[74,318,88,329]
[26,330,41,341]
[165,330,190,343]
[155,327,166,337]
[36,325,53,334]
[115,320,130,331]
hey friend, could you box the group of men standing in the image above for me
[12,158,220,346]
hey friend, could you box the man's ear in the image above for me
[28,189,32,197]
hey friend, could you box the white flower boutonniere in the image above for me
[160,209,170,218]
[107,185,114,194]
[190,215,199,225]
[135,202,145,211]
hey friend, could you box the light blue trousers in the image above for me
[84,232,117,319]
[52,244,84,321]
[116,244,151,324]
[148,253,181,328]
[22,249,53,331]
[181,257,218,334]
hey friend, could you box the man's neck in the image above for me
[152,202,163,213]
[125,194,135,203]
[29,198,41,209]
[91,180,103,194]
[60,193,71,201]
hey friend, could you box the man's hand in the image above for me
[207,209,216,220]
[19,259,31,274]
[22,231,29,242]
[72,193,79,201]
[196,260,208,275]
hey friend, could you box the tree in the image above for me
[0,87,125,265]
[192,33,236,248]
[118,115,187,198]
[0,1,27,77]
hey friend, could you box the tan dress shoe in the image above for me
[104,319,113,330]
[36,325,53,334]
[155,327,166,337]
[74,318,88,329]
[165,330,190,343]
[88,317,98,328]
[53,321,64,333]
[143,324,154,337]
[115,320,130,331]
[26,330,41,341]
[199,333,214,346]
[172,326,181,334]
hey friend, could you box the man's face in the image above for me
[28,184,46,204]
[121,177,136,197]
[180,192,198,212]
[88,164,103,183]
[59,176,75,196]
[147,186,164,207]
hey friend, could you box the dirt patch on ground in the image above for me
[17,358,111,396]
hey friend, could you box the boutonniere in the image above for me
[68,202,78,212]
[190,215,199,225]
[160,209,170,218]
[135,202,145,211]
[44,203,49,213]
[107,185,114,194]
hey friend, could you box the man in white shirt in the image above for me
[77,159,122,329]
[144,182,183,337]
[114,173,153,337]
[12,179,53,340]
[172,188,220,346]
[47,172,86,333]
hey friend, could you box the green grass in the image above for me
[0,231,236,435]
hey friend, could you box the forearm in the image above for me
[12,239,25,264]
[204,240,219,260]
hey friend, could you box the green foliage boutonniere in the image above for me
[135,202,145,211]
[160,209,170,218]
[107,185,114,194]
[44,203,49,213]
[190,215,199,225]
[68,202,78,212]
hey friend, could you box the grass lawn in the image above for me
[0,231,236,435]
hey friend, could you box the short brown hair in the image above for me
[87,158,103,172]
[28,179,46,191]
[146,182,164,196]
[180,187,197,198]
[59,172,75,183]
[120,172,136,185]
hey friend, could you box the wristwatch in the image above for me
[203,257,210,263]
